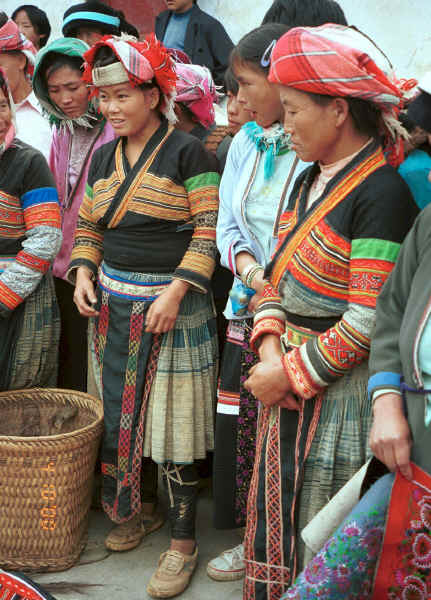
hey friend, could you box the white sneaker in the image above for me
[206,543,245,581]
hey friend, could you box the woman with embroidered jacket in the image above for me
[280,150,431,600]
[68,34,219,599]
[0,67,61,391]
[208,23,308,582]
[242,24,418,600]
[32,37,115,392]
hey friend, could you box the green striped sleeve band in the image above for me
[184,171,220,192]
[351,238,400,262]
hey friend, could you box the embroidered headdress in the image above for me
[174,63,217,128]
[0,67,16,156]
[0,18,36,78]
[82,33,177,123]
[268,24,408,166]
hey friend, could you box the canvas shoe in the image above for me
[206,543,245,581]
[147,546,198,598]
[105,504,164,551]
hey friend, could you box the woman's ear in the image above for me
[17,53,28,73]
[332,97,350,128]
[149,86,160,110]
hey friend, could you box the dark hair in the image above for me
[230,23,289,74]
[0,12,7,29]
[224,67,238,95]
[262,0,347,27]
[93,45,162,107]
[12,4,51,48]
[309,92,381,138]
[399,111,416,134]
[116,9,139,38]
[40,52,83,85]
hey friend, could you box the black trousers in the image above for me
[54,277,88,391]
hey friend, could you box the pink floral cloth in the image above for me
[175,63,217,128]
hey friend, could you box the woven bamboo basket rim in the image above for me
[0,387,104,444]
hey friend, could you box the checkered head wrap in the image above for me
[0,67,16,155]
[0,18,36,78]
[82,33,177,123]
[268,24,408,166]
[175,63,217,128]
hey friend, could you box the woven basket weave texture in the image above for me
[0,388,103,572]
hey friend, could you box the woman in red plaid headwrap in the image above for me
[242,24,419,600]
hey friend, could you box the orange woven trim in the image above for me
[250,317,285,353]
[271,148,386,289]
[24,204,61,230]
[110,126,175,228]
[0,280,22,310]
[282,348,321,400]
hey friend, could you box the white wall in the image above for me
[199,0,431,80]
[3,0,431,79]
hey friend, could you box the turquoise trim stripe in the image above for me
[368,371,402,399]
[63,11,120,28]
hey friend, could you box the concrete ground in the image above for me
[33,487,243,600]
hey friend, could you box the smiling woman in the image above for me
[68,33,220,599]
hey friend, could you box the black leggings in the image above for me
[140,458,198,540]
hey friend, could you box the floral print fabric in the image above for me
[372,463,431,600]
[283,473,394,599]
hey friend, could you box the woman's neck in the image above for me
[125,115,162,168]
[12,78,32,105]
[320,125,371,166]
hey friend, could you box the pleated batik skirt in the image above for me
[0,272,60,392]
[92,262,218,523]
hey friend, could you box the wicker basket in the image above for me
[0,388,103,572]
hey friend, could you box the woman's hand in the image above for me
[73,267,99,317]
[244,356,300,410]
[369,392,413,480]
[145,279,190,334]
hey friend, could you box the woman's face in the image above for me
[75,27,104,48]
[279,85,340,164]
[98,81,159,138]
[47,65,89,119]
[226,90,250,134]
[14,10,42,49]
[233,60,283,128]
[0,88,12,144]
[0,53,27,97]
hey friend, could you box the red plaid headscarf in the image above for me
[268,24,408,166]
[0,19,36,78]
[82,33,177,123]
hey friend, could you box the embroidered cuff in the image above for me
[281,347,323,399]
[250,317,285,353]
